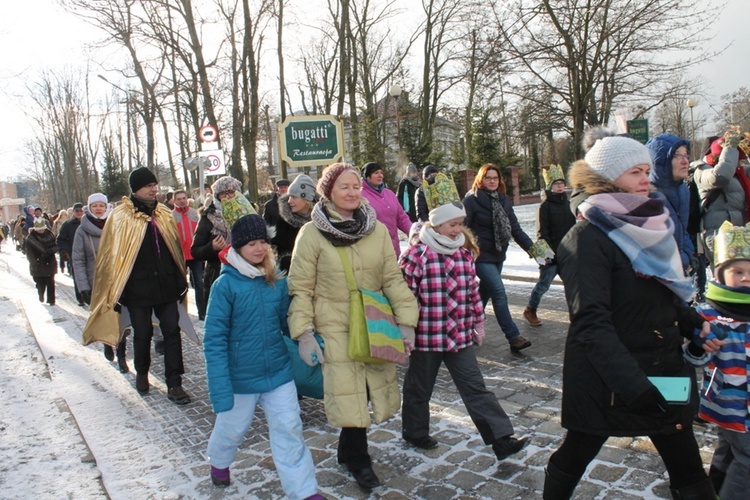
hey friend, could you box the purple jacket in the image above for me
[361,181,413,256]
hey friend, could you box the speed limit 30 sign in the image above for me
[198,149,226,176]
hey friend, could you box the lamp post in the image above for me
[686,98,697,160]
[389,84,403,163]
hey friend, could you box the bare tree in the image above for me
[494,0,713,156]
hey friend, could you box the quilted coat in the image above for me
[287,221,419,428]
[203,264,293,413]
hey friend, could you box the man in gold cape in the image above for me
[82,167,192,404]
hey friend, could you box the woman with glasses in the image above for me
[646,134,695,274]
[463,164,535,352]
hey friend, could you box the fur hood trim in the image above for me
[568,160,630,195]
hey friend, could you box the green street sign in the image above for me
[278,115,345,166]
[627,119,649,144]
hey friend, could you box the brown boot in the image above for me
[523,306,542,326]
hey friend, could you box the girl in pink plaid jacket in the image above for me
[398,201,528,460]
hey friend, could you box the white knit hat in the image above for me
[429,201,466,226]
[584,136,653,181]
[87,193,108,206]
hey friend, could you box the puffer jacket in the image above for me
[693,146,747,261]
[647,133,695,269]
[360,181,413,256]
[462,188,534,263]
[71,215,103,293]
[685,296,750,433]
[203,264,293,413]
[287,220,419,428]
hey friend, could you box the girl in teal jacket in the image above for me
[203,214,322,499]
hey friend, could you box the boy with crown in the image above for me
[523,164,576,326]
[683,220,750,499]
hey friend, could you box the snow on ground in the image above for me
[0,202,545,499]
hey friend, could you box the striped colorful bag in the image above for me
[337,248,407,365]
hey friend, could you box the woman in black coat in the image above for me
[270,174,317,273]
[544,136,718,499]
[190,176,242,307]
[463,163,534,352]
[26,220,58,305]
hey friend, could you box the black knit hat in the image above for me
[129,167,158,192]
[231,214,269,249]
[361,162,382,179]
[423,165,438,178]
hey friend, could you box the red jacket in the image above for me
[173,205,199,261]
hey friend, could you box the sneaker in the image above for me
[523,306,542,326]
[510,336,532,352]
[135,373,149,394]
[168,386,191,405]
[103,345,115,361]
[210,466,230,487]
[492,436,529,460]
[403,434,439,450]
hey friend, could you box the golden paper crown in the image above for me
[542,164,565,189]
[714,220,750,268]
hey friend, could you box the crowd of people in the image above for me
[5,125,750,499]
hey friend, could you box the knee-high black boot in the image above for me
[543,460,581,500]
[669,477,717,499]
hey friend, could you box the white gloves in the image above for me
[298,329,325,367]
[399,325,416,356]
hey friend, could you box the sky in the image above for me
[0,0,748,182]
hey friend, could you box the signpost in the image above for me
[0,198,25,206]
[627,119,649,144]
[278,115,345,166]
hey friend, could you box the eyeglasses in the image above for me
[484,176,500,181]
[674,153,690,161]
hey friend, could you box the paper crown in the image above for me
[542,164,565,189]
[424,172,460,211]
[714,220,750,268]
[32,217,48,231]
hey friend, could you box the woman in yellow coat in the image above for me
[287,163,418,492]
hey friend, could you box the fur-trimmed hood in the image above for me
[568,160,631,215]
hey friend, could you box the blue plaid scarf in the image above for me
[579,192,694,302]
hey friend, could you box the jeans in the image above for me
[528,263,558,309]
[717,428,750,500]
[403,347,514,444]
[475,261,521,342]
[207,383,318,500]
[186,260,206,318]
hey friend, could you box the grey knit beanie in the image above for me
[584,136,653,181]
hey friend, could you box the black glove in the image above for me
[80,289,91,305]
[630,385,668,414]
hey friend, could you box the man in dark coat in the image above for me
[85,167,191,404]
[396,163,421,222]
[57,202,84,305]
[262,179,290,226]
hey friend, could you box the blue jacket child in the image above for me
[203,214,321,500]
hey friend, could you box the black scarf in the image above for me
[486,190,512,252]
